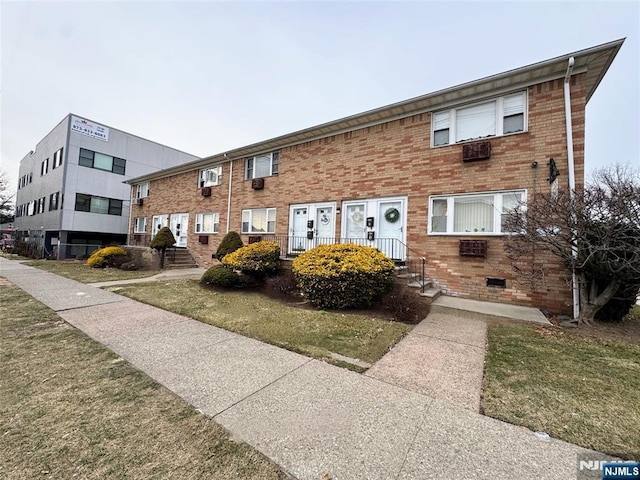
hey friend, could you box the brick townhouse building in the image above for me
[126,39,623,314]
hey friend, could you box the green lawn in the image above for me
[483,322,640,460]
[106,280,409,367]
[0,281,285,479]
[26,259,159,283]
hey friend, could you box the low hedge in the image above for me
[200,265,240,288]
[221,241,280,276]
[292,243,395,309]
[87,246,128,268]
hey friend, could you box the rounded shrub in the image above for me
[87,246,128,268]
[292,243,395,309]
[216,231,244,260]
[222,241,280,277]
[200,265,241,288]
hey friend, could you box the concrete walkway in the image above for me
[366,312,487,412]
[1,258,595,480]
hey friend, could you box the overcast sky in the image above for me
[2,1,638,194]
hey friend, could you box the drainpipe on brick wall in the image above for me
[564,56,580,319]
[226,155,233,234]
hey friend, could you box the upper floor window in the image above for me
[41,158,49,176]
[52,148,64,169]
[241,208,276,234]
[37,197,46,214]
[198,166,222,188]
[428,190,526,235]
[195,212,219,233]
[432,91,526,147]
[136,182,149,199]
[49,192,60,211]
[75,193,123,216]
[245,152,279,180]
[134,216,147,233]
[79,148,126,175]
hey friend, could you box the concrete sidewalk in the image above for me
[1,258,594,480]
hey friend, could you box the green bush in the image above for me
[292,243,395,309]
[222,241,280,277]
[200,265,240,288]
[87,246,128,268]
[150,227,176,250]
[215,231,244,260]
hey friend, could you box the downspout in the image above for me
[564,56,580,319]
[226,154,233,234]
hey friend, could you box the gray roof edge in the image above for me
[126,38,624,185]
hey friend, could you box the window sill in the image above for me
[428,232,504,237]
[244,174,277,181]
[431,130,527,149]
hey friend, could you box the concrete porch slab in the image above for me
[432,296,551,324]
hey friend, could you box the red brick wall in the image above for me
[131,74,587,314]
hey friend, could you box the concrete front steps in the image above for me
[164,248,199,269]
[395,267,442,300]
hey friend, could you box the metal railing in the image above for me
[130,234,152,247]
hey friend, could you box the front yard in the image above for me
[483,320,640,460]
[106,280,409,368]
[26,259,159,283]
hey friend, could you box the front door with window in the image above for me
[170,213,189,247]
[288,203,336,255]
[342,197,406,260]
[152,215,169,236]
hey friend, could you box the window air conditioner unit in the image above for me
[462,141,492,162]
[251,178,265,190]
[459,239,488,257]
[201,187,212,197]
[198,235,209,244]
[134,198,143,206]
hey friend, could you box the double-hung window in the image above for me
[79,148,126,175]
[245,152,279,180]
[136,182,150,199]
[241,208,276,234]
[428,190,525,235]
[195,212,219,233]
[134,217,147,233]
[198,166,222,188]
[432,91,526,146]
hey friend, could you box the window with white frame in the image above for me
[432,91,526,146]
[241,208,276,234]
[428,190,526,235]
[136,182,149,199]
[245,152,279,180]
[198,166,222,188]
[195,212,219,233]
[134,217,147,233]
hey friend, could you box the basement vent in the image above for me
[459,239,488,258]
[486,277,507,288]
[462,141,492,162]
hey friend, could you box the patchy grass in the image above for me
[26,259,159,283]
[0,281,285,480]
[107,280,409,365]
[483,322,640,460]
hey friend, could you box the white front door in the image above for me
[170,213,189,247]
[152,215,169,236]
[288,203,336,254]
[342,197,407,259]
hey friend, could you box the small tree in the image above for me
[503,165,640,325]
[215,231,243,260]
[150,226,176,268]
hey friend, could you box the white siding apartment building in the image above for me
[14,114,198,258]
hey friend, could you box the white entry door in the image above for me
[288,203,336,254]
[152,215,169,236]
[342,197,407,259]
[170,213,189,247]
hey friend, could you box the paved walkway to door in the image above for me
[365,312,487,412]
